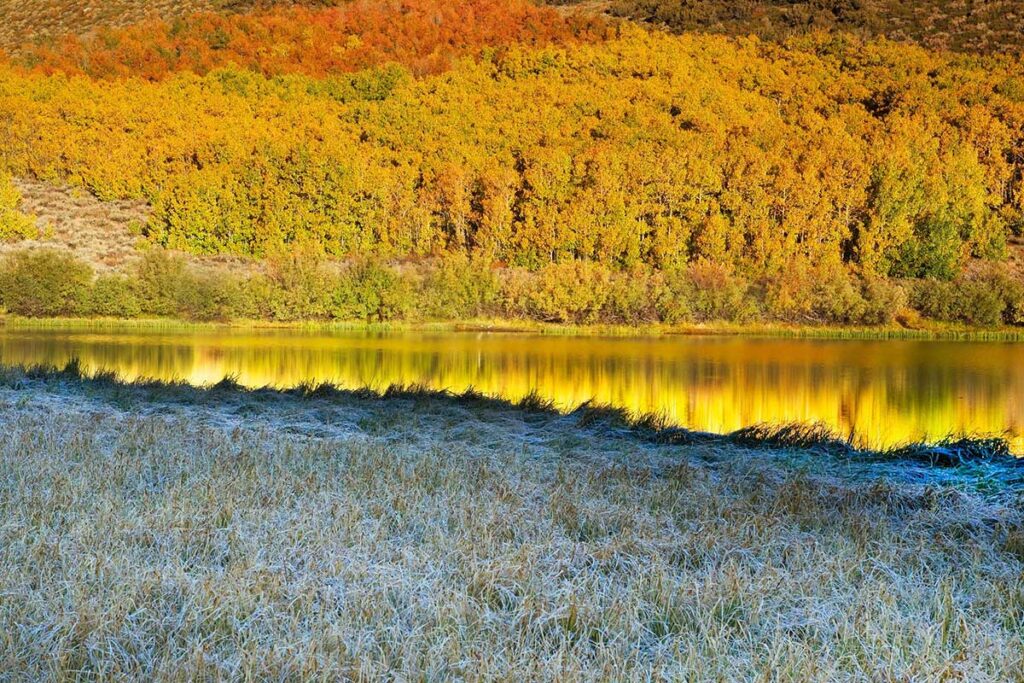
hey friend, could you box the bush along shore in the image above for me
[0,361,1023,679]
[1,248,1024,333]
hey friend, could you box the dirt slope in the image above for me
[0,0,314,51]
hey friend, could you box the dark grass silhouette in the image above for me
[12,359,1022,472]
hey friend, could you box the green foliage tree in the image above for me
[133,250,191,317]
[0,250,92,316]
[89,275,142,318]
[332,260,414,322]
[420,255,500,320]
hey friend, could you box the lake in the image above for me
[1,326,1022,453]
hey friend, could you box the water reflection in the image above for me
[1,327,1021,452]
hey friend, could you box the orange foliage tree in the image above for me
[10,0,610,79]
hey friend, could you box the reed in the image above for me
[5,315,1024,342]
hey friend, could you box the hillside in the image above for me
[4,0,1022,58]
[0,1,350,52]
[4,28,1022,272]
[0,0,243,51]
[3,0,607,79]
[0,0,1022,329]
[561,0,1024,54]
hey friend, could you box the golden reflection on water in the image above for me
[1,327,1022,452]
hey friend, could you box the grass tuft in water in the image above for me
[885,436,1014,467]
[727,422,855,453]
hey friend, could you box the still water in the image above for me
[1,326,1022,452]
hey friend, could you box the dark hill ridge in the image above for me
[554,0,1024,53]
[6,1,1023,55]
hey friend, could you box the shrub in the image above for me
[332,259,414,322]
[260,247,333,321]
[89,275,142,318]
[761,263,867,324]
[664,262,754,323]
[497,268,534,320]
[813,271,867,324]
[176,271,245,322]
[0,250,92,317]
[859,276,908,325]
[233,275,276,321]
[503,261,613,324]
[760,264,818,323]
[133,250,190,317]
[910,265,1024,326]
[910,278,958,322]
[958,279,1006,327]
[602,268,664,324]
[132,248,249,321]
[420,255,500,320]
[964,266,1024,326]
[653,273,693,324]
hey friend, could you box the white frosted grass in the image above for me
[0,374,1021,680]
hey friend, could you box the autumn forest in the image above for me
[1,0,1023,327]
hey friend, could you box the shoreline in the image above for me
[7,360,1024,472]
[3,315,1024,342]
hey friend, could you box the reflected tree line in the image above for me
[1,332,1021,451]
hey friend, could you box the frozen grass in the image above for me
[0,366,1023,680]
